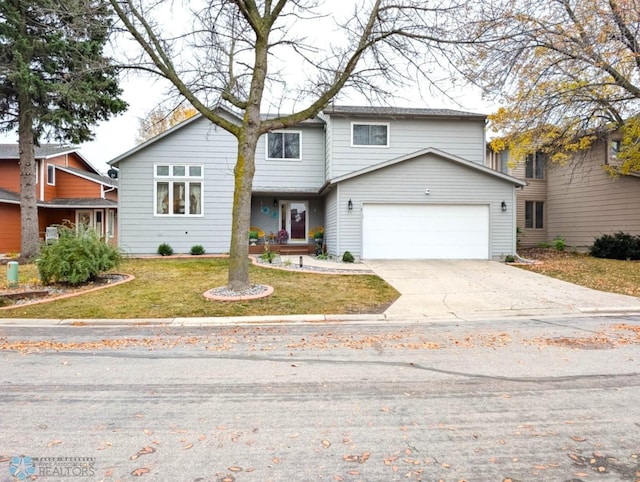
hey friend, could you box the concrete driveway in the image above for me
[364,259,640,321]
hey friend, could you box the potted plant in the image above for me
[276,229,289,244]
[249,230,259,245]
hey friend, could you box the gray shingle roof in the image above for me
[0,143,77,159]
[41,198,117,208]
[322,105,485,119]
[0,187,20,203]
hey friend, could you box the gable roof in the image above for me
[0,143,77,159]
[0,143,103,175]
[322,105,486,121]
[322,147,526,191]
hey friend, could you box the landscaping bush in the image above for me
[37,223,122,286]
[190,245,206,255]
[157,243,174,256]
[342,251,355,263]
[553,235,566,251]
[590,232,640,260]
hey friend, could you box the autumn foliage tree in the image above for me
[0,0,126,260]
[109,0,470,291]
[136,104,197,143]
[453,0,640,172]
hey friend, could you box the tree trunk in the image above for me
[227,132,258,291]
[18,90,39,261]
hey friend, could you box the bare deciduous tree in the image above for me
[109,0,466,291]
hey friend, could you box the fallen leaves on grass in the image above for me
[518,249,640,298]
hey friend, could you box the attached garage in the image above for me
[362,203,490,259]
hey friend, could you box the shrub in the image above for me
[590,232,640,260]
[553,235,566,251]
[342,251,355,263]
[37,223,122,286]
[260,244,277,263]
[536,241,551,248]
[157,243,174,256]
[190,245,205,255]
[504,255,516,263]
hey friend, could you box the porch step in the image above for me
[249,243,315,255]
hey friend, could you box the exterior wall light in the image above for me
[273,198,278,207]
[501,201,507,212]
[348,199,353,211]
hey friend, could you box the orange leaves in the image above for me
[131,467,150,476]
[130,446,155,460]
[343,452,370,463]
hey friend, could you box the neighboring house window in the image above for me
[525,152,545,179]
[611,140,621,159]
[525,201,544,229]
[500,150,509,174]
[155,164,203,216]
[267,131,301,160]
[47,164,55,185]
[352,123,389,147]
[107,210,115,238]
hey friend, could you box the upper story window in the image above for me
[47,164,55,185]
[611,140,622,160]
[525,151,545,179]
[267,131,301,160]
[154,164,203,216]
[352,123,389,147]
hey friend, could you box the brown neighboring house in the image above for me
[487,135,640,249]
[0,144,118,254]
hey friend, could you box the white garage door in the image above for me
[362,204,489,259]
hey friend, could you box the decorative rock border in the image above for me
[203,284,274,302]
[0,274,135,310]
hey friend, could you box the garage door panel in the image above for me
[362,204,489,259]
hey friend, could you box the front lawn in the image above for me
[0,257,399,319]
[517,248,640,298]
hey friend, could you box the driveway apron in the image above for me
[364,260,640,320]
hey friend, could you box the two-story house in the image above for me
[487,135,640,249]
[0,144,118,254]
[109,105,525,260]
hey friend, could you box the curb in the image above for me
[3,310,640,327]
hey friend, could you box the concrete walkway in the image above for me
[364,259,640,321]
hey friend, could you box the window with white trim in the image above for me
[155,164,203,216]
[267,131,301,160]
[352,123,389,147]
[47,164,55,185]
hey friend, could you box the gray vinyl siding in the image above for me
[253,124,325,192]
[324,189,338,256]
[117,117,236,254]
[324,116,333,181]
[327,117,485,178]
[546,140,640,248]
[334,153,516,259]
[511,162,548,247]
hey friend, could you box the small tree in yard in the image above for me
[0,0,127,261]
[37,223,123,286]
[109,0,469,292]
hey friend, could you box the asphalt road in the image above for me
[1,315,640,481]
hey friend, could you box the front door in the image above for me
[279,201,308,244]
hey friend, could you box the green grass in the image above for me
[0,258,398,319]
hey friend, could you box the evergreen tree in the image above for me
[0,0,127,260]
